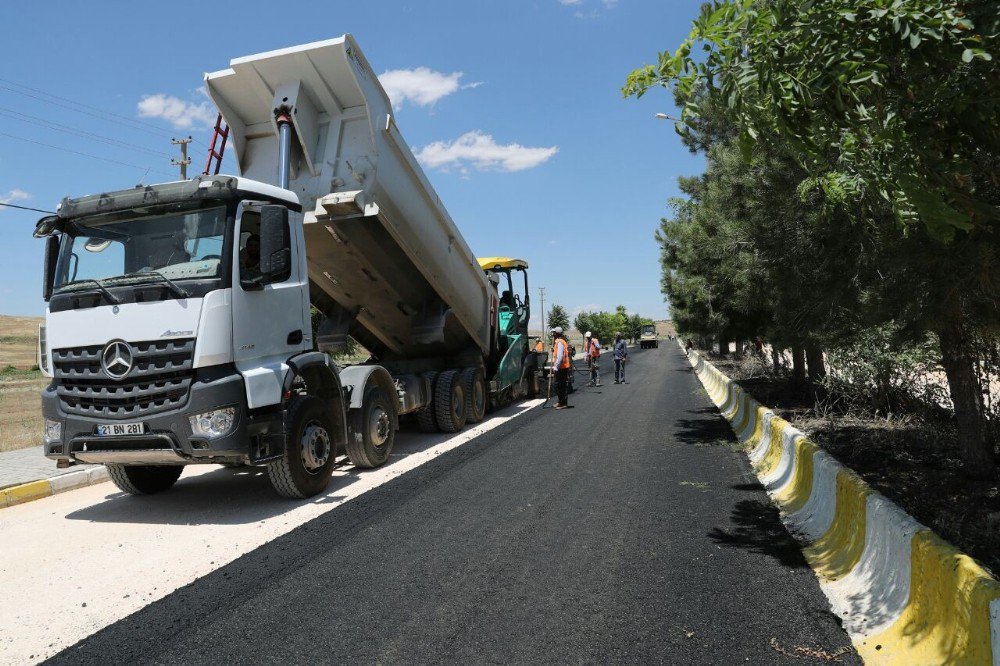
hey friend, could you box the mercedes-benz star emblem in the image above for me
[101,341,134,380]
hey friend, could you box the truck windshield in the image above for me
[54,205,228,293]
[643,325,655,335]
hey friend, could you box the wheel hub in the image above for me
[300,421,331,472]
[369,406,391,448]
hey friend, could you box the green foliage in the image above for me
[547,304,570,332]
[625,0,1000,471]
[574,308,655,343]
[822,326,949,415]
[624,0,1000,238]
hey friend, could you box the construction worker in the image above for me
[534,337,544,354]
[588,335,602,387]
[551,326,573,409]
[613,332,628,384]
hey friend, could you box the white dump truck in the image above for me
[34,36,548,498]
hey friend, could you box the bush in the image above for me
[821,327,949,417]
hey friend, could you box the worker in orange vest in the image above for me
[551,327,573,409]
[588,335,602,387]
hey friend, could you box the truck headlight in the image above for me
[189,407,236,439]
[44,419,62,443]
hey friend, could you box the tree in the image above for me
[574,310,618,344]
[625,0,1000,475]
[547,304,569,332]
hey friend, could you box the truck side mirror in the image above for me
[258,205,291,283]
[42,235,59,301]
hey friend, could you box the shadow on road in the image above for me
[671,413,736,447]
[708,497,810,569]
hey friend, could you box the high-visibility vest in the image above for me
[555,338,571,370]
[590,339,600,358]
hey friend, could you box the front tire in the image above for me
[434,369,467,433]
[106,464,183,495]
[267,395,337,499]
[347,386,396,468]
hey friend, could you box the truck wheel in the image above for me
[416,371,439,432]
[267,395,337,499]
[434,369,467,433]
[462,367,487,423]
[106,464,183,495]
[347,386,396,468]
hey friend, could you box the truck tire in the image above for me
[267,395,337,499]
[346,386,396,468]
[416,371,439,433]
[106,464,183,495]
[462,367,486,424]
[434,369,467,433]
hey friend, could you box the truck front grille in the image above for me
[52,339,195,419]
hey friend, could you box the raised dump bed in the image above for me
[205,36,493,362]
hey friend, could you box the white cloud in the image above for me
[602,0,619,7]
[137,94,216,129]
[416,131,558,173]
[574,9,600,18]
[572,303,603,318]
[0,188,30,213]
[378,67,482,110]
[558,0,582,4]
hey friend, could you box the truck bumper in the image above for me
[41,365,259,465]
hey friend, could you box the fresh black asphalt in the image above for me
[49,344,858,664]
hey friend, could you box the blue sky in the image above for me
[0,0,705,326]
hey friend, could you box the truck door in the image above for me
[231,202,310,408]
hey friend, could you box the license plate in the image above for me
[95,422,144,437]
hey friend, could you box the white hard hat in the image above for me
[551,326,563,334]
[585,331,592,337]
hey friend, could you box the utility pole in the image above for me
[171,136,193,179]
[539,287,546,335]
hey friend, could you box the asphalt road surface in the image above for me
[38,344,857,664]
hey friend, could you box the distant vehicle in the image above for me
[639,324,659,349]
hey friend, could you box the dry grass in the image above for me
[0,315,42,370]
[0,315,45,452]
[0,368,46,452]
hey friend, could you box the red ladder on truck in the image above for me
[202,113,229,175]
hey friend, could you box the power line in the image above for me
[0,77,205,146]
[0,201,56,214]
[0,106,174,159]
[0,131,175,178]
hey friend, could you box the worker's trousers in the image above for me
[555,368,570,406]
[615,358,625,383]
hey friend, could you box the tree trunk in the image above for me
[938,320,996,477]
[734,340,745,361]
[806,345,826,380]
[791,346,806,386]
[771,348,783,374]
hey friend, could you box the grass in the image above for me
[0,369,47,453]
[0,315,45,453]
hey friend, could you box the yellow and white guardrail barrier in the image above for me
[687,348,1000,664]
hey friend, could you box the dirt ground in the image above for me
[0,315,45,452]
[711,355,1000,578]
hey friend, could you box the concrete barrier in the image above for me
[686,346,1000,664]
